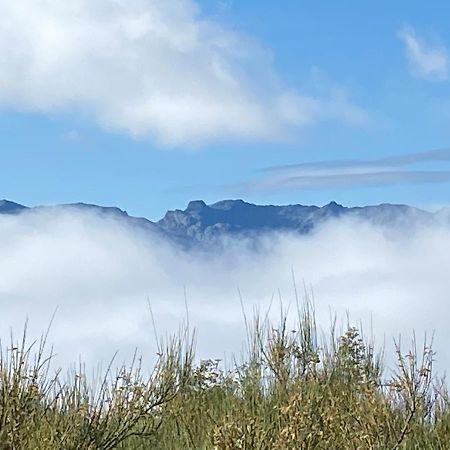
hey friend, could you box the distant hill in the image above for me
[0,198,440,246]
[0,200,27,214]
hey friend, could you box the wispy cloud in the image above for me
[0,0,369,147]
[255,171,450,191]
[398,26,449,81]
[262,148,450,173]
[246,148,450,192]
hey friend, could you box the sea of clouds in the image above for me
[0,207,449,378]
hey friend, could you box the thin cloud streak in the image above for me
[261,148,450,173]
[241,148,450,193]
[176,148,450,195]
[253,171,450,191]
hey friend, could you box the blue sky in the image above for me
[2,0,450,219]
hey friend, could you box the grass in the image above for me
[1,302,449,449]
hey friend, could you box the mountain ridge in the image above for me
[0,198,438,246]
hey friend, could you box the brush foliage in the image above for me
[0,306,449,449]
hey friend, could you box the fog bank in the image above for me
[0,208,449,375]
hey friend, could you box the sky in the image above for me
[2,0,450,219]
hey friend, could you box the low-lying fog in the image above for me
[0,207,449,377]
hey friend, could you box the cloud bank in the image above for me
[398,26,449,81]
[1,207,450,377]
[0,0,369,146]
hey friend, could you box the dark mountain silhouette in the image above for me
[157,199,432,242]
[0,200,27,214]
[0,198,438,246]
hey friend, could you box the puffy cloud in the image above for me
[0,0,369,146]
[398,26,448,81]
[1,207,450,377]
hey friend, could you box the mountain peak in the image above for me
[186,200,207,211]
[0,199,27,214]
[324,201,343,209]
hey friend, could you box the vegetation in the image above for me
[1,303,449,450]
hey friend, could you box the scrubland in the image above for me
[1,302,449,450]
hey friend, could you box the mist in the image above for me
[0,207,449,376]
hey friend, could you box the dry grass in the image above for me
[1,302,449,449]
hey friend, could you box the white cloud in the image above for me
[398,26,448,81]
[0,0,369,146]
[1,207,450,377]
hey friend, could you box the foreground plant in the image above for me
[0,326,193,450]
[0,304,449,449]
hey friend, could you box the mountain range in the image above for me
[0,198,444,246]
